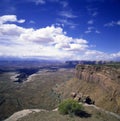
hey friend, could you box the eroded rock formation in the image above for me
[56,64,120,115]
[71,92,95,104]
[75,65,120,114]
[76,65,120,83]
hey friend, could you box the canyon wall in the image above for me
[75,65,120,114]
[56,65,120,115]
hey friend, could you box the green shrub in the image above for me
[58,99,84,116]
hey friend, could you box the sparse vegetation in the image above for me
[58,99,84,116]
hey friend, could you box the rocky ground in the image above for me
[5,104,120,121]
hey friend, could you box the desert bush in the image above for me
[58,99,84,116]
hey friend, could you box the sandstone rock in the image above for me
[71,92,77,99]
[75,64,120,114]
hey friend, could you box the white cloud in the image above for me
[70,25,76,29]
[0,24,27,37]
[83,50,120,61]
[59,11,77,18]
[29,20,35,24]
[19,25,67,46]
[84,50,111,60]
[117,21,120,25]
[36,0,46,4]
[84,30,91,34]
[104,21,115,27]
[0,15,88,59]
[75,39,88,44]
[48,0,68,8]
[30,0,46,5]
[0,15,119,60]
[88,27,94,30]
[104,20,120,27]
[85,50,104,55]
[0,15,25,24]
[88,20,94,24]
[57,18,77,28]
[69,43,88,51]
[87,7,98,17]
[92,12,98,16]
[84,27,94,34]
[55,43,70,49]
[55,23,64,28]
[29,0,68,7]
[60,1,68,7]
[18,19,25,23]
[85,27,100,34]
[55,37,88,51]
[95,30,100,34]
[111,51,120,59]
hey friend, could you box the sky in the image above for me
[0,0,120,61]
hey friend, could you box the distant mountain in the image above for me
[0,56,60,61]
[0,56,64,69]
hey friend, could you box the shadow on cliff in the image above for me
[76,110,92,118]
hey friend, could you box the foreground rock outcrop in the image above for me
[4,109,47,121]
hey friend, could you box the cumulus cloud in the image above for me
[0,24,27,36]
[83,50,120,61]
[0,14,119,60]
[0,15,88,59]
[83,50,110,60]
[0,15,25,24]
[111,51,120,60]
[55,37,88,51]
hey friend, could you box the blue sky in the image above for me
[0,0,120,60]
